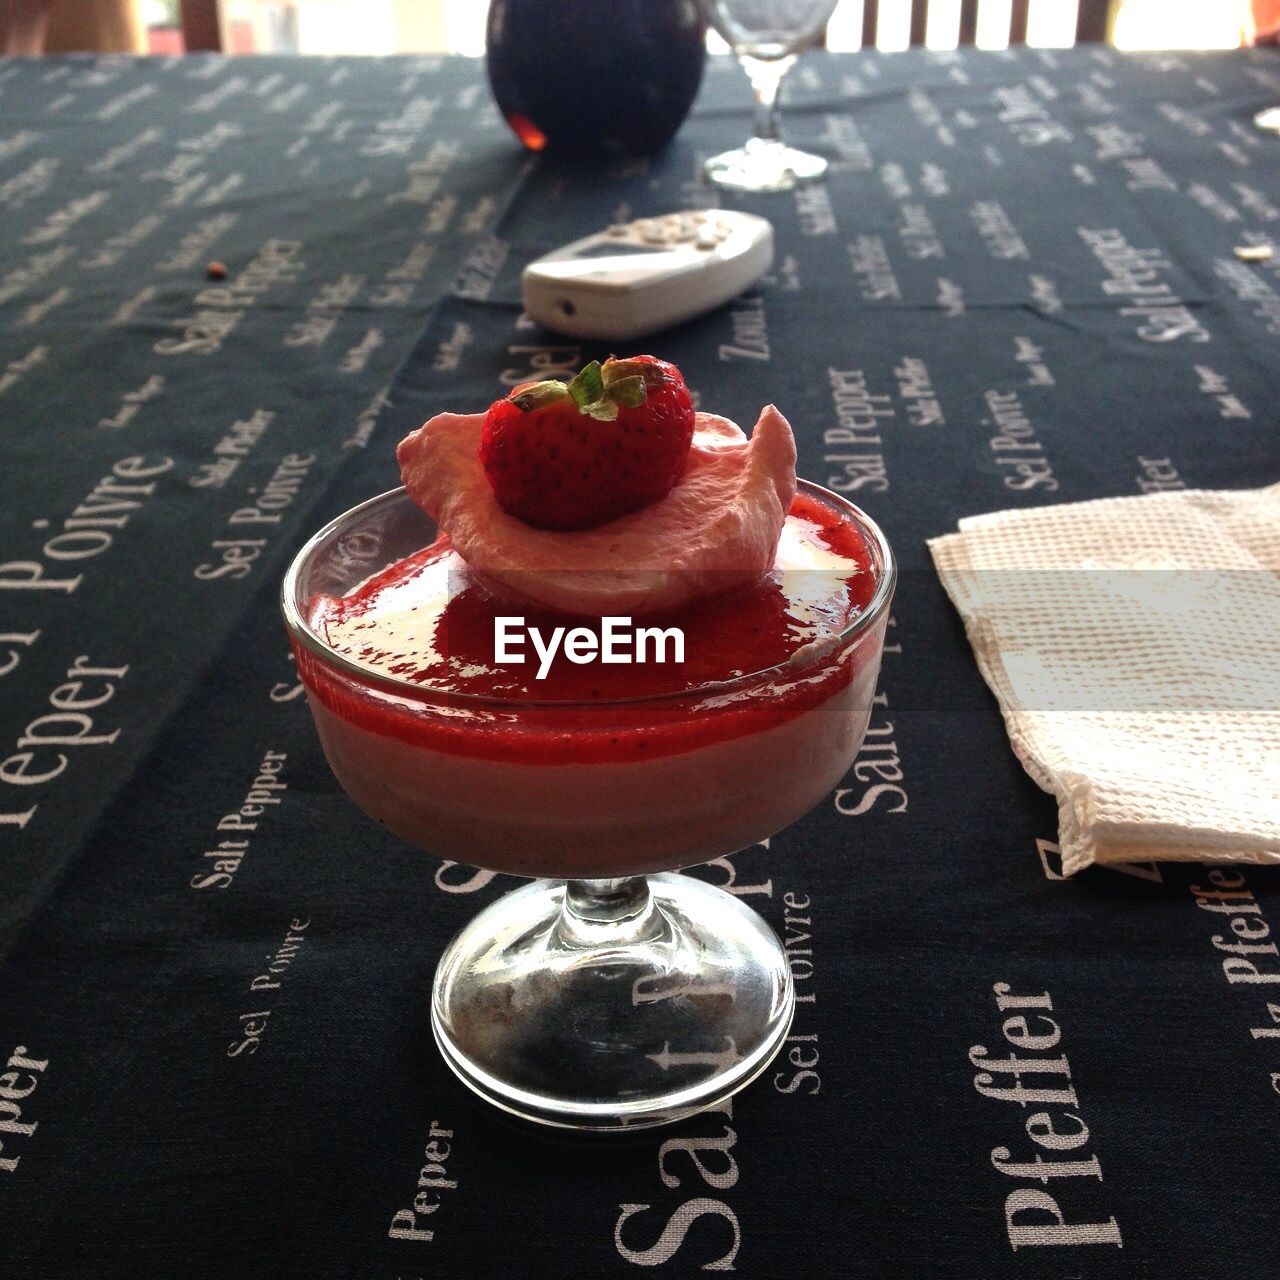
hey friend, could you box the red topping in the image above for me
[300,493,880,764]
[478,354,695,531]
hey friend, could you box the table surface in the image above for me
[1,45,1279,1279]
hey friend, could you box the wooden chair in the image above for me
[178,0,1115,58]
[861,0,1115,48]
[38,0,146,53]
[180,0,222,51]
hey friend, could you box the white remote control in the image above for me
[521,210,774,342]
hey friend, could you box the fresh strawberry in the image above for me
[478,354,695,531]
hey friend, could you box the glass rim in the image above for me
[279,478,897,712]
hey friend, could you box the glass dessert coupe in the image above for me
[281,481,895,1130]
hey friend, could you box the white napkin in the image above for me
[928,483,1280,875]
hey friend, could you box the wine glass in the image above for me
[281,482,895,1130]
[698,0,839,192]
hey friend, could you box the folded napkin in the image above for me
[929,482,1280,875]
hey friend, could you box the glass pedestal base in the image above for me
[703,137,828,192]
[431,872,795,1131]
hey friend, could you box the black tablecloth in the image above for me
[2,46,1279,1279]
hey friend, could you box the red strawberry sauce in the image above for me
[297,492,880,764]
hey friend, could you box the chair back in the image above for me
[860,0,1114,48]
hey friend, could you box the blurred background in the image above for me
[4,0,1275,57]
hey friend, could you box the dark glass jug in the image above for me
[486,0,707,157]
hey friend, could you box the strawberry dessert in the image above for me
[286,355,894,878]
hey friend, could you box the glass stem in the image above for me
[556,876,662,947]
[741,53,795,144]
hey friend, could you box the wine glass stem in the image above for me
[741,52,795,144]
[557,876,661,946]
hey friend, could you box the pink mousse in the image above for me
[395,406,798,616]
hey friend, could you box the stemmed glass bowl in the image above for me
[281,480,895,1130]
[699,0,840,191]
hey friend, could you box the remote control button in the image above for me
[696,236,717,250]
[606,224,629,237]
